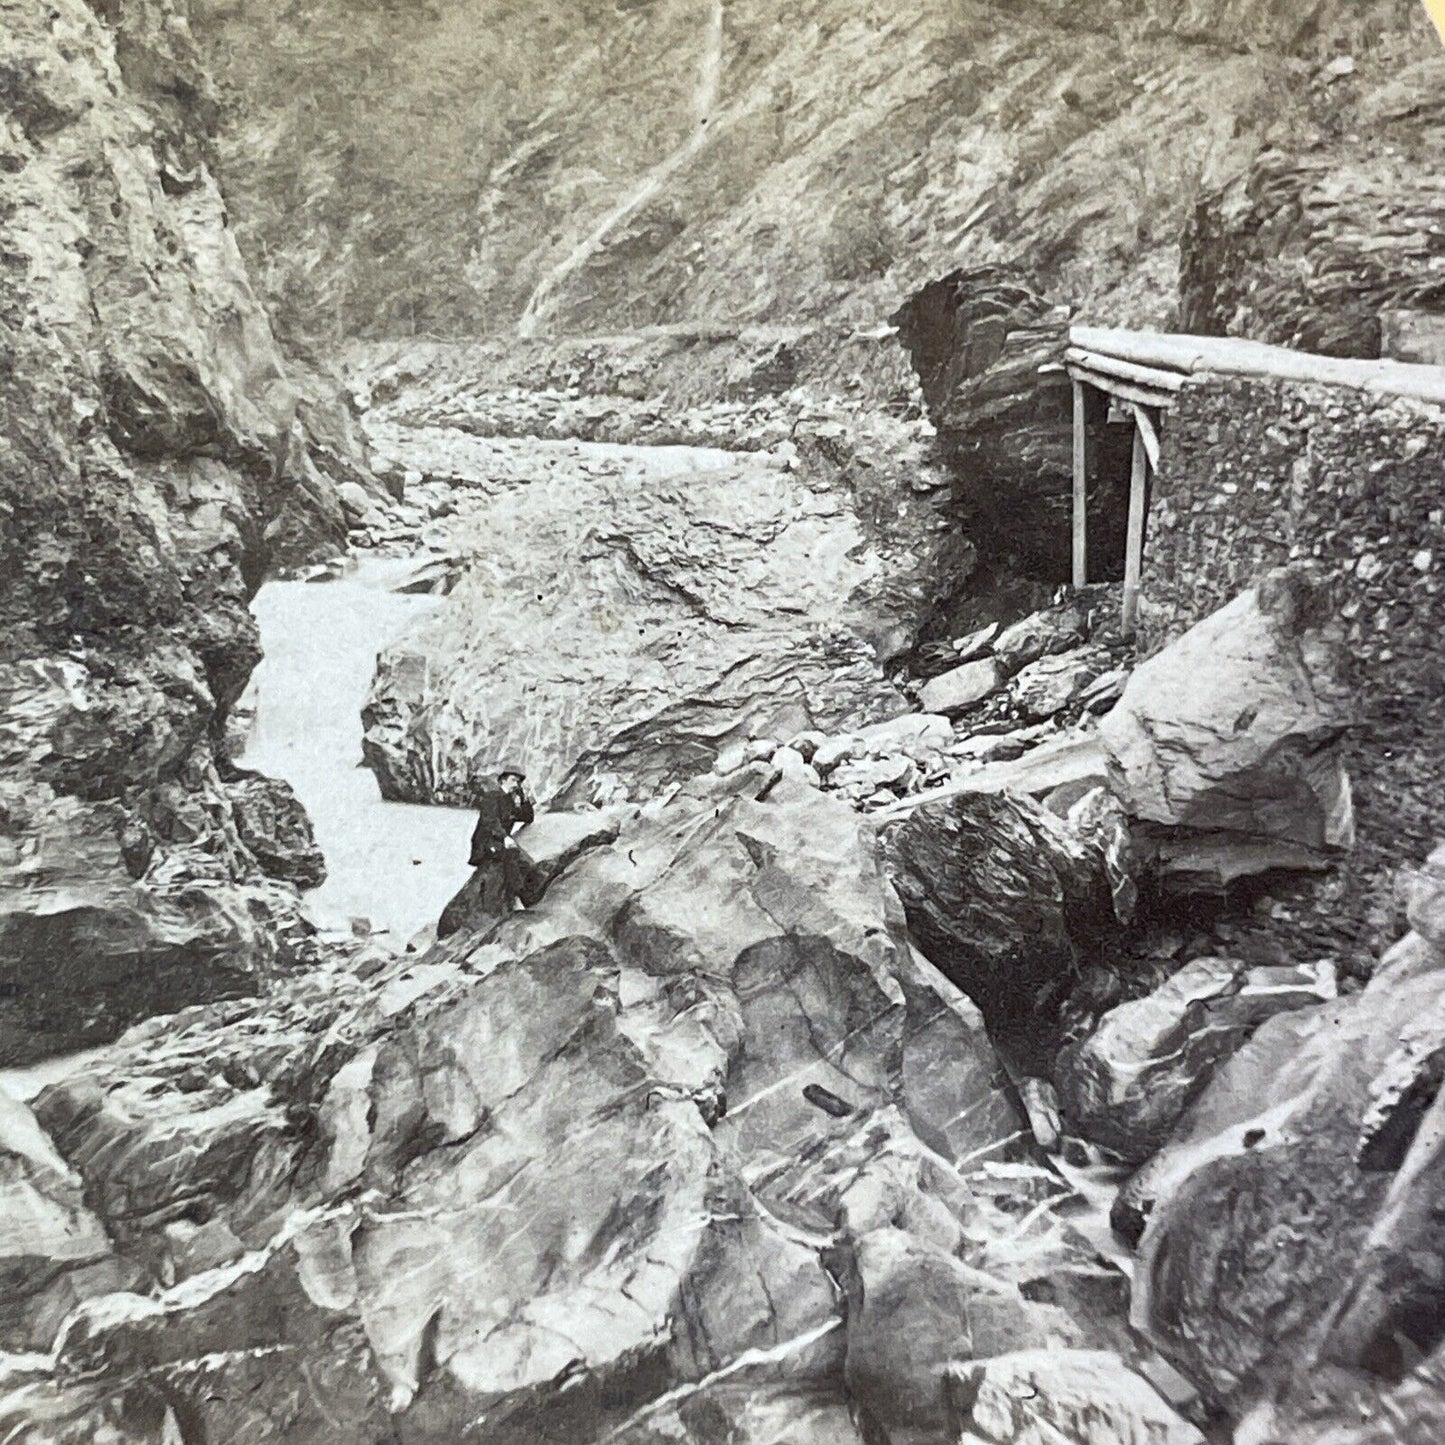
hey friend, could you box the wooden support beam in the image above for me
[1131,403,1161,469]
[1072,379,1088,589]
[1121,424,1149,638]
[1065,347,1184,393]
[1070,323,1445,406]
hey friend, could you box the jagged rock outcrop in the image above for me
[1181,60,1445,359]
[1056,956,1337,1164]
[1099,565,1356,890]
[892,270,1094,579]
[0,0,373,1059]
[1124,846,1445,1435]
[2,780,1150,1443]
[881,791,1127,1029]
[360,428,961,808]
[222,773,326,888]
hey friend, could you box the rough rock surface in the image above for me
[993,599,1092,676]
[1126,851,1445,1433]
[843,1228,1080,1437]
[945,1349,1206,1445]
[360,428,960,807]
[1182,60,1445,359]
[1056,956,1337,1164]
[882,791,1126,1028]
[1099,565,1356,890]
[0,1088,118,1352]
[3,780,1130,1443]
[184,0,1424,342]
[0,0,371,1059]
[222,773,327,889]
[1012,646,1113,721]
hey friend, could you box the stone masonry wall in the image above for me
[1141,374,1445,958]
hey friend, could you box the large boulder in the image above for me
[1099,565,1356,890]
[881,791,1126,1027]
[1126,853,1445,1431]
[1056,957,1337,1164]
[360,428,967,808]
[0,780,283,1065]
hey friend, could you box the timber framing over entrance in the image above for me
[1045,324,1445,639]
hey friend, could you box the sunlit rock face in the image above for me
[360,435,935,809]
[4,781,1161,1444]
[0,0,375,1060]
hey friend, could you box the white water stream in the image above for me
[238,556,476,942]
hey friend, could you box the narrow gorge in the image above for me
[2,1,1444,1443]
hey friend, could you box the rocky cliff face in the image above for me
[1181,57,1445,357]
[184,0,1434,343]
[0,0,378,1061]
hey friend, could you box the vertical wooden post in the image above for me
[1071,379,1088,590]
[1121,423,1149,638]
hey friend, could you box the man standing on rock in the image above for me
[469,766,545,909]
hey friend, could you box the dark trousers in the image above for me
[437,845,547,939]
[499,844,546,908]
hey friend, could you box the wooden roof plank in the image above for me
[1066,363,1178,410]
[1065,347,1184,392]
[1070,324,1445,405]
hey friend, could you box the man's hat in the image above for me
[496,762,526,781]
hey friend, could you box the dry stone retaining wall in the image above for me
[1141,374,1445,952]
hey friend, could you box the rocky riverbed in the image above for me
[3,1,1443,1440]
[2,366,1439,1443]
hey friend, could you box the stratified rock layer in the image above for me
[186,0,1429,341]
[1181,61,1445,359]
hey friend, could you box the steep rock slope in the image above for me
[187,0,1434,342]
[0,0,374,1061]
[1182,57,1445,357]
